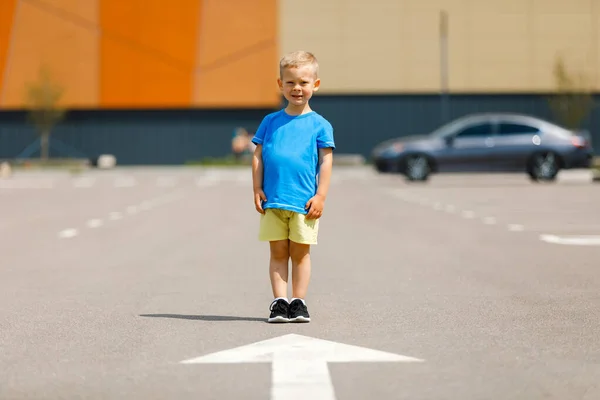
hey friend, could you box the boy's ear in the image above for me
[277,78,283,91]
[313,78,321,91]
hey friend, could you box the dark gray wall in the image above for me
[1,94,598,164]
[310,94,599,157]
[0,108,273,164]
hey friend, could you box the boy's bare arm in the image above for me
[252,144,263,190]
[305,147,333,219]
[317,147,333,199]
[252,144,266,213]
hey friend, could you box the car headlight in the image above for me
[373,142,405,158]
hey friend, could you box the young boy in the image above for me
[251,51,335,323]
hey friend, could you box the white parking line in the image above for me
[58,229,78,239]
[109,212,123,220]
[540,234,600,246]
[384,186,600,246]
[56,189,191,239]
[87,219,103,228]
[0,180,54,189]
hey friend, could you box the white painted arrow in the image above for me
[540,234,600,246]
[181,333,424,400]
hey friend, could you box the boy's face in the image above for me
[277,65,320,108]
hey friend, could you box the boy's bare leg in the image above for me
[289,241,311,299]
[269,240,290,298]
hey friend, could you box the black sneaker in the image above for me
[289,299,310,323]
[268,299,290,323]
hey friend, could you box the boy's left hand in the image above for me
[305,194,325,219]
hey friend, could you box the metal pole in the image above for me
[591,0,598,112]
[440,10,449,124]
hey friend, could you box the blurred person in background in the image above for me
[231,127,249,162]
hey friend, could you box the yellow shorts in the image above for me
[259,208,319,245]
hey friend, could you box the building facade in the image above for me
[1,0,598,163]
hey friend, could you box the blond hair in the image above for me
[279,51,319,78]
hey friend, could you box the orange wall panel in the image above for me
[193,0,279,107]
[0,0,17,100]
[1,0,100,108]
[2,0,277,108]
[100,0,200,108]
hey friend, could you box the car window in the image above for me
[498,123,539,135]
[455,123,494,138]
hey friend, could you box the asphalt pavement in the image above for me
[0,166,598,400]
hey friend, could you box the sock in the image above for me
[274,297,289,303]
[290,298,305,305]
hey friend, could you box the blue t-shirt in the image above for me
[252,109,335,214]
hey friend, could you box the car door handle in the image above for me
[485,138,494,147]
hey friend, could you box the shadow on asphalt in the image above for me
[139,314,268,322]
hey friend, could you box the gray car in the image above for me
[371,113,594,182]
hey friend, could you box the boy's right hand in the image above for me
[254,189,267,214]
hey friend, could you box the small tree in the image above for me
[547,55,595,130]
[24,65,66,160]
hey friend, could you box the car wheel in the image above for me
[403,154,431,181]
[528,151,560,182]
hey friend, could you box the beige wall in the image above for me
[279,0,600,93]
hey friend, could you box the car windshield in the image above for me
[429,119,466,138]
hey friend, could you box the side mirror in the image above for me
[445,136,454,146]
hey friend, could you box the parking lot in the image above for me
[1,166,598,399]
[388,170,600,241]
